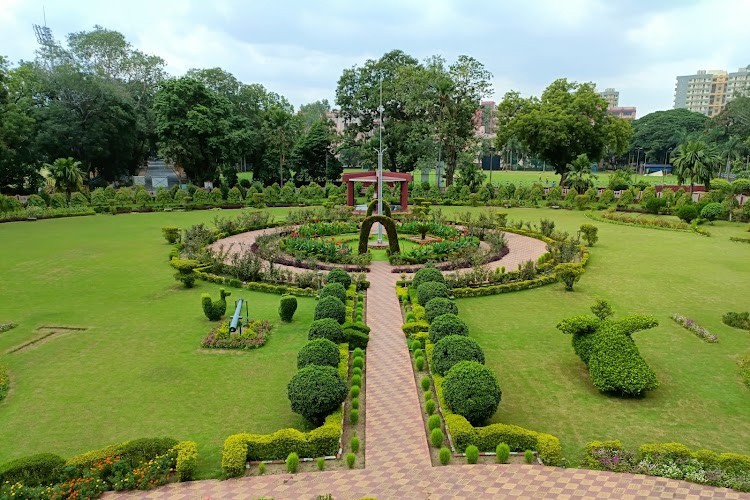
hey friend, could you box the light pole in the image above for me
[635,147,643,179]
[376,78,385,245]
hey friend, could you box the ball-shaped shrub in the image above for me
[314,296,346,324]
[428,313,469,344]
[287,365,347,424]
[425,297,458,323]
[308,318,346,343]
[319,282,347,304]
[700,202,725,221]
[278,294,298,322]
[326,268,352,289]
[297,338,340,369]
[443,361,501,426]
[417,282,449,305]
[432,335,485,376]
[676,204,699,223]
[412,266,445,289]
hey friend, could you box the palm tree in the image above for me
[671,140,721,193]
[720,135,745,179]
[45,157,84,200]
[565,154,597,193]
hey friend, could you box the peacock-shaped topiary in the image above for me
[202,288,231,321]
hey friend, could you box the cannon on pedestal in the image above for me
[229,298,249,334]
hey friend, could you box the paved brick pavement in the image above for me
[128,227,750,499]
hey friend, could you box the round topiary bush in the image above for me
[308,318,346,343]
[443,361,501,426]
[425,297,458,323]
[314,296,346,324]
[700,202,725,221]
[412,266,445,289]
[326,268,352,289]
[319,282,347,303]
[676,204,699,223]
[278,294,298,322]
[428,313,469,344]
[432,335,486,376]
[417,282,449,305]
[287,365,347,424]
[297,338,340,369]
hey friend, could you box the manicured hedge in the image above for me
[425,297,458,323]
[308,318,346,344]
[344,328,370,349]
[558,315,659,396]
[428,313,469,344]
[287,365,347,424]
[432,335,485,376]
[297,339,340,369]
[0,453,65,487]
[314,296,347,324]
[402,321,429,336]
[443,361,501,426]
[412,267,445,288]
[174,441,198,481]
[222,411,342,477]
[194,269,318,296]
[278,295,298,322]
[326,268,352,289]
[417,281,449,305]
[319,282,347,303]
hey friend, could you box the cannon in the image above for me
[229,298,249,334]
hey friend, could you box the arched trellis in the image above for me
[359,216,400,255]
[366,199,392,218]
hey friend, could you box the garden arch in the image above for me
[358,216,400,255]
[366,199,392,217]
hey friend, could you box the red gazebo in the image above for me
[342,171,413,211]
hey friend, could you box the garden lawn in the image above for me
[445,206,750,465]
[0,208,311,478]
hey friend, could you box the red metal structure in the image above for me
[342,171,413,211]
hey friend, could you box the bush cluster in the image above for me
[326,268,352,289]
[308,318,346,344]
[278,294,298,322]
[558,313,659,396]
[443,361,501,426]
[287,365,347,425]
[297,339,340,369]
[417,281,449,305]
[314,296,346,324]
[424,297,458,323]
[412,267,445,289]
[432,335,485,376]
[319,282,347,303]
[428,313,469,344]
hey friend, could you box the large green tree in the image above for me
[501,79,631,185]
[0,57,40,193]
[45,157,84,199]
[153,77,234,182]
[630,108,708,163]
[290,118,340,183]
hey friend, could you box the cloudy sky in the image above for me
[2,0,749,116]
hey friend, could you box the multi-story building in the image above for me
[674,66,750,117]
[596,87,636,121]
[599,88,619,108]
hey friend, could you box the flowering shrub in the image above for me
[202,320,272,350]
[111,451,176,491]
[296,221,358,238]
[671,314,718,343]
[585,441,750,492]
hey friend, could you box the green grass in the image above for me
[0,208,313,478]
[446,206,750,464]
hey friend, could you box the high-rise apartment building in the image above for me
[674,66,750,117]
[598,88,619,108]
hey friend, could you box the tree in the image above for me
[290,118,340,183]
[565,154,597,193]
[0,57,40,193]
[297,99,331,131]
[45,157,83,199]
[153,77,234,182]
[504,79,630,185]
[671,140,722,193]
[260,105,300,185]
[630,109,708,163]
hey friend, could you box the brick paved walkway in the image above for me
[128,227,749,499]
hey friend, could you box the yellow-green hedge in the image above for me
[222,411,342,476]
[174,441,198,481]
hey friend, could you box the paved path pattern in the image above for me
[117,228,749,499]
